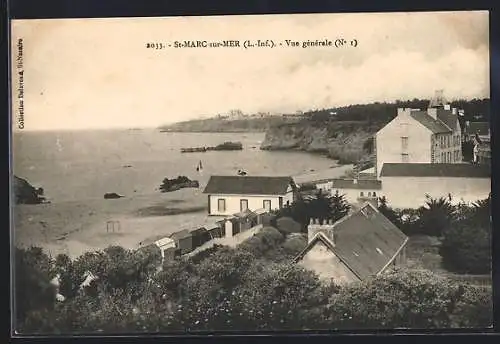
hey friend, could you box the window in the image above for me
[401,136,408,151]
[373,192,377,197]
[217,199,226,212]
[401,153,409,162]
[441,152,445,162]
[447,151,451,162]
[240,199,248,212]
[360,192,364,197]
[368,192,372,197]
[263,200,271,211]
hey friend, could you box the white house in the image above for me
[203,175,297,216]
[375,103,462,178]
[315,178,382,206]
[379,163,491,209]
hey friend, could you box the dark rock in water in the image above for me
[104,192,124,199]
[213,141,243,151]
[13,176,46,204]
[159,176,199,192]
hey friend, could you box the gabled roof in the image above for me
[203,175,294,195]
[463,121,490,136]
[316,178,382,190]
[294,202,408,280]
[380,163,490,178]
[436,108,460,132]
[409,111,452,134]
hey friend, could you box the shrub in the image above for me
[282,234,307,256]
[276,217,302,235]
[326,269,486,329]
[439,221,491,274]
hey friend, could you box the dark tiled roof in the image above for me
[464,122,490,136]
[436,108,460,131]
[169,229,192,240]
[379,163,491,178]
[410,111,452,134]
[295,203,408,280]
[203,175,294,195]
[325,179,382,190]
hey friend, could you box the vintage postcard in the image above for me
[10,11,492,335]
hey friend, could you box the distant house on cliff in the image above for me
[379,163,491,208]
[203,175,297,216]
[375,92,462,178]
[293,202,408,285]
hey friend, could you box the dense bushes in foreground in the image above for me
[15,224,492,334]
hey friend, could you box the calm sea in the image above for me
[12,129,336,203]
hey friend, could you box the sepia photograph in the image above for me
[10,10,492,335]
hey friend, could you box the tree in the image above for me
[377,196,402,227]
[329,190,350,222]
[15,247,57,331]
[417,195,456,236]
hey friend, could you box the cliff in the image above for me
[260,120,386,166]
[13,176,46,204]
[158,116,300,133]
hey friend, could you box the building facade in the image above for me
[203,175,296,216]
[379,163,491,208]
[375,104,462,177]
[315,178,381,206]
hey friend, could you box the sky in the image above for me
[10,11,490,131]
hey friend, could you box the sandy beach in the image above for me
[14,165,352,259]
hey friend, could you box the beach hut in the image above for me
[169,229,193,255]
[254,208,267,225]
[223,216,236,238]
[234,209,258,233]
[153,236,177,263]
[190,227,211,249]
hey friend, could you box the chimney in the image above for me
[452,108,457,115]
[427,107,438,120]
[307,217,336,244]
[444,104,451,111]
[353,178,358,185]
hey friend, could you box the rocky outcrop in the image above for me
[260,120,383,166]
[104,193,124,199]
[159,176,200,193]
[13,176,46,204]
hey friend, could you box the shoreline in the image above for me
[13,164,352,259]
